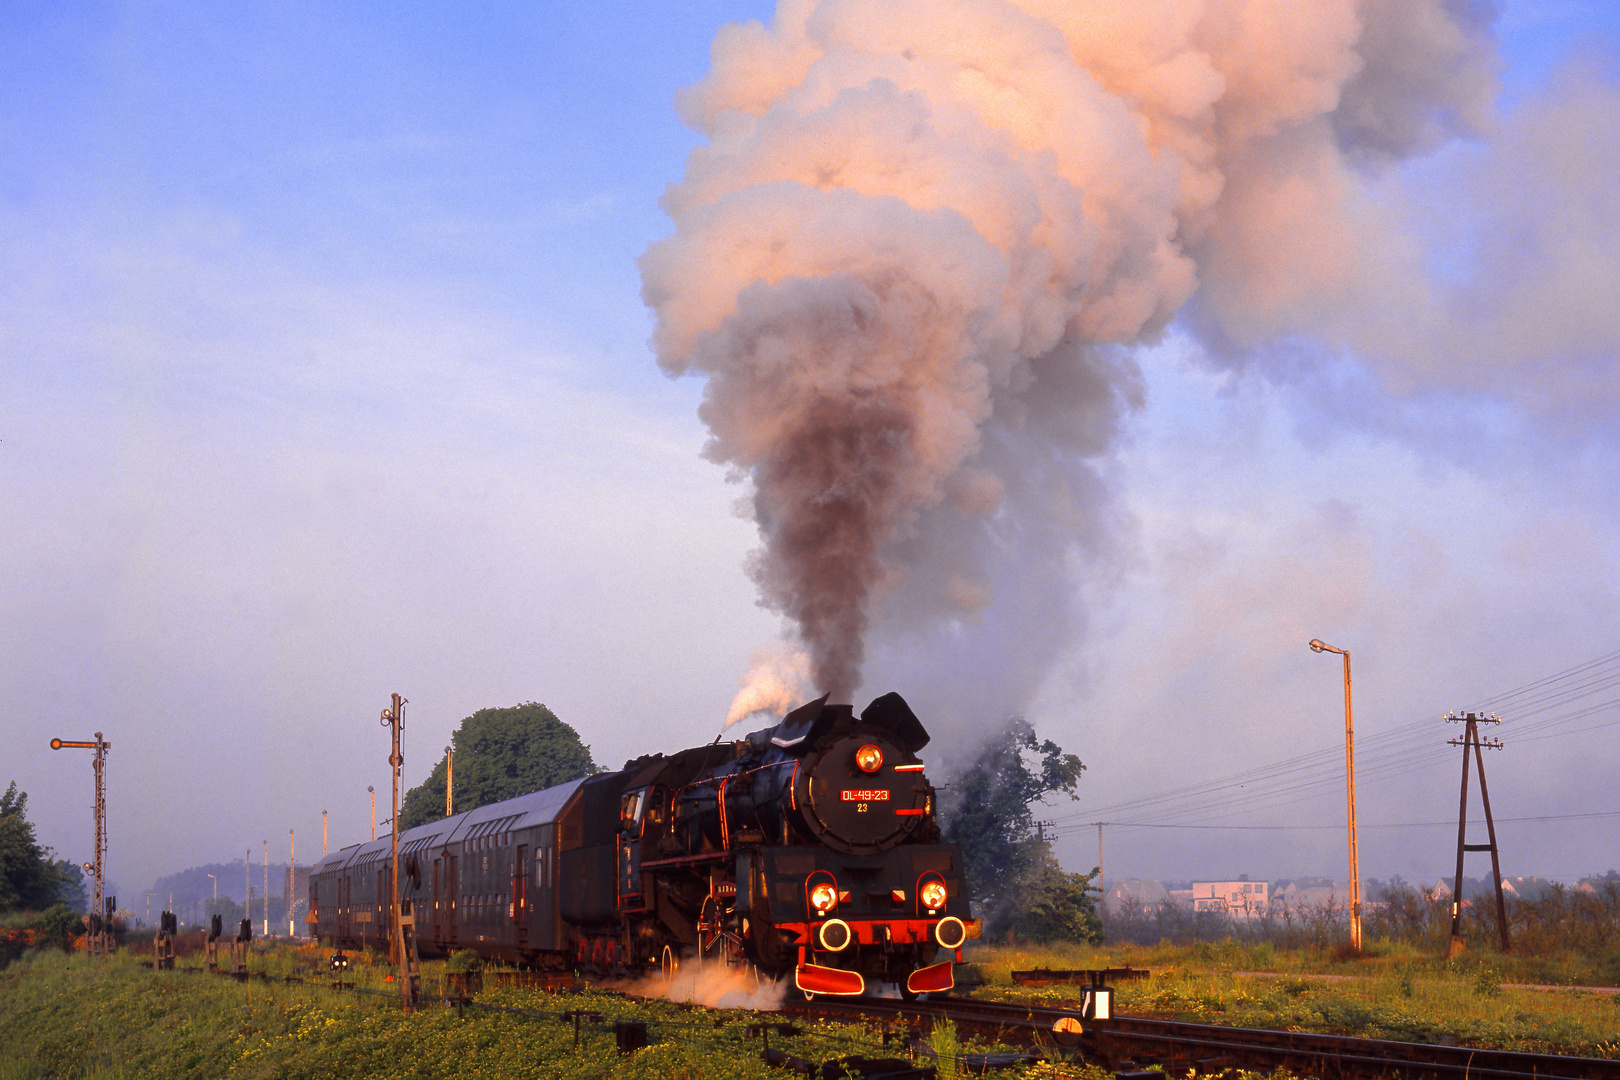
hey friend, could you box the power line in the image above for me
[1072,810,1620,833]
[1056,648,1620,831]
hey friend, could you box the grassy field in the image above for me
[964,939,1620,1057]
[0,943,1067,1080]
[4,937,1619,1078]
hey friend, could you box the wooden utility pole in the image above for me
[1097,822,1105,907]
[49,733,112,954]
[1446,711,1510,956]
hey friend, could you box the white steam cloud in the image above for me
[642,0,1502,709]
[612,963,787,1011]
[725,643,813,727]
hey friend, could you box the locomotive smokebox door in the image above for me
[796,735,930,854]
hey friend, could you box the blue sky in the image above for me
[3,0,1618,902]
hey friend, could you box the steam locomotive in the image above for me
[308,692,979,997]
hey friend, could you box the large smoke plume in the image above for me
[642,0,1498,708]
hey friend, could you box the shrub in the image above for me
[35,905,80,952]
[445,948,484,974]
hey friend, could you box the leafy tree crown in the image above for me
[399,703,598,830]
[938,718,1099,942]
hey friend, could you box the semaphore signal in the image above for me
[50,732,113,956]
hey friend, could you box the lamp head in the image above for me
[1309,639,1328,653]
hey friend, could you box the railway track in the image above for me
[784,995,1620,1080]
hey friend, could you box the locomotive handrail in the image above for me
[637,851,732,871]
[675,758,795,794]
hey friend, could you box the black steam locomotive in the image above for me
[308,692,979,996]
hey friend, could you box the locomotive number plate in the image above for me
[840,789,890,802]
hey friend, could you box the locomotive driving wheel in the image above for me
[697,894,744,966]
[660,944,677,980]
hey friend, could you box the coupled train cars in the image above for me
[308,692,981,997]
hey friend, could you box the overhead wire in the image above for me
[1045,647,1620,838]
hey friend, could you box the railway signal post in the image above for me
[380,692,419,1010]
[49,733,113,956]
[1445,711,1510,956]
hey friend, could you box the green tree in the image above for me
[939,718,1097,939]
[399,703,598,829]
[1011,864,1104,944]
[50,860,86,913]
[0,783,74,913]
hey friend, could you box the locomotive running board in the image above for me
[905,960,955,995]
[794,962,866,996]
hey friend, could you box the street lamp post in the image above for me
[368,786,376,841]
[1310,638,1362,954]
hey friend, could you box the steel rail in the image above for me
[783,997,1620,1080]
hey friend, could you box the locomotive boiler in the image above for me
[308,691,980,997]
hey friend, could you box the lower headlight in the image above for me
[934,916,967,950]
[818,918,853,951]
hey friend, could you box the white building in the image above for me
[1191,880,1269,917]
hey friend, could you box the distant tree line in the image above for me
[1103,873,1620,978]
[0,783,86,914]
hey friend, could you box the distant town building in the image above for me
[1191,880,1269,917]
[1103,878,1170,908]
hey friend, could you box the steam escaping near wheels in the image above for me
[618,957,787,1011]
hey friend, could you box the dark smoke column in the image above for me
[642,0,1498,708]
[751,396,915,700]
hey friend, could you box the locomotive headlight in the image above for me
[934,916,968,950]
[920,880,948,911]
[809,883,838,914]
[854,744,883,773]
[818,918,853,951]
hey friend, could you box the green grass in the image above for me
[0,944,1063,1079]
[962,940,1620,1057]
[9,938,1615,1077]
